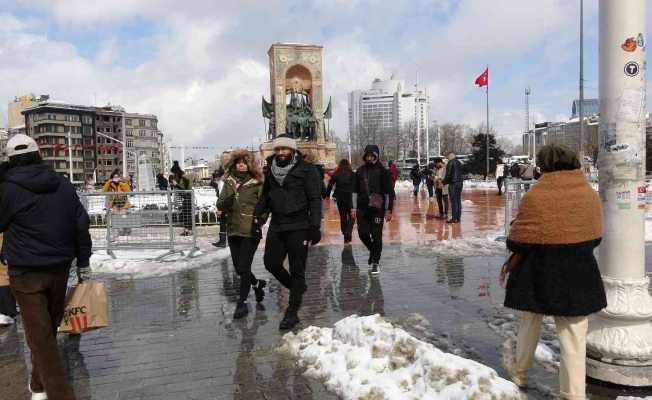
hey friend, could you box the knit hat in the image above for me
[362,144,380,160]
[6,134,39,157]
[273,135,297,151]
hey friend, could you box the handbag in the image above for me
[499,253,523,289]
[58,282,109,333]
[363,169,385,210]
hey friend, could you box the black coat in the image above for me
[443,158,463,185]
[353,162,394,212]
[509,163,521,178]
[326,168,354,201]
[256,154,322,232]
[504,239,607,317]
[409,167,421,185]
[0,164,92,270]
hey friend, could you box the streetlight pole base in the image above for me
[586,276,652,386]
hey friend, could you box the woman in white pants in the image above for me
[502,144,606,400]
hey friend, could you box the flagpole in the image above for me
[486,65,490,181]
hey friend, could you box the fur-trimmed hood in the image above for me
[225,149,263,182]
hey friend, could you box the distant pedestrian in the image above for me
[409,164,421,197]
[424,163,436,200]
[503,144,605,399]
[102,169,132,236]
[510,162,521,179]
[0,134,92,400]
[496,163,506,196]
[255,135,322,330]
[170,161,193,236]
[442,152,463,224]
[433,158,449,220]
[211,168,228,248]
[217,149,267,319]
[325,159,355,244]
[156,173,169,191]
[351,145,394,275]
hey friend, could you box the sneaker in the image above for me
[0,314,14,327]
[233,302,249,319]
[279,308,300,330]
[29,385,47,400]
[254,280,267,303]
[213,236,227,248]
[370,263,380,275]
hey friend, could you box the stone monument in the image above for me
[260,43,336,168]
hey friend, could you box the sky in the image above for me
[0,0,649,159]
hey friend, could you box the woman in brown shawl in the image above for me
[504,144,606,399]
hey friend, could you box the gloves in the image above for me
[308,226,321,245]
[77,265,92,283]
[251,217,263,239]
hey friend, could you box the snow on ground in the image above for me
[395,180,414,193]
[617,397,652,400]
[407,238,506,258]
[279,314,522,400]
[90,240,229,279]
[464,180,498,190]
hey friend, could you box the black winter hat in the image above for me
[362,145,380,160]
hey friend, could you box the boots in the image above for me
[233,302,248,319]
[253,280,267,303]
[279,307,300,330]
[212,232,227,248]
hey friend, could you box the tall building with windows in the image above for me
[125,112,162,178]
[348,77,429,151]
[0,129,8,162]
[94,105,125,182]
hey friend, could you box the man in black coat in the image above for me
[0,134,92,399]
[351,145,394,275]
[255,135,322,330]
[442,152,463,224]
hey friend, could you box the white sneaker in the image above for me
[370,263,380,275]
[29,385,47,400]
[0,314,14,326]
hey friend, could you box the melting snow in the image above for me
[408,238,506,258]
[279,314,522,400]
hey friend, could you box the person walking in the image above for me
[510,162,521,179]
[255,135,322,330]
[156,173,169,191]
[211,168,228,248]
[170,161,193,236]
[0,134,92,400]
[496,163,506,196]
[442,152,463,224]
[409,164,421,197]
[501,145,605,400]
[433,157,449,220]
[217,150,267,319]
[351,145,394,275]
[424,163,436,200]
[325,159,355,244]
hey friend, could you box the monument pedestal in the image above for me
[260,139,337,169]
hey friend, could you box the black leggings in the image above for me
[228,236,260,303]
[336,197,353,241]
[357,208,384,264]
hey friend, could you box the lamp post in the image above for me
[586,0,652,385]
[96,131,138,188]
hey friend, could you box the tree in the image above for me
[439,123,473,155]
[464,133,505,179]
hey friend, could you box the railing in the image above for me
[79,190,199,259]
[503,179,534,238]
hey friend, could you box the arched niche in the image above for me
[285,64,313,106]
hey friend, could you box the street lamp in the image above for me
[96,131,138,187]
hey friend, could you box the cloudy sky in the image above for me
[0,0,649,158]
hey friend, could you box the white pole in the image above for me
[416,99,421,166]
[579,0,585,165]
[586,0,652,386]
[425,91,430,164]
[122,111,127,178]
[67,129,73,182]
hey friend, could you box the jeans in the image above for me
[357,208,384,264]
[449,182,463,221]
[412,183,420,196]
[435,188,449,217]
[10,267,76,400]
[228,236,260,303]
[336,197,353,242]
[263,230,309,310]
[426,183,434,198]
[497,177,504,195]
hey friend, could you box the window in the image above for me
[127,139,134,148]
[139,130,146,137]
[105,127,112,133]
[103,116,109,122]
[139,119,145,127]
[126,119,132,126]
[126,129,133,136]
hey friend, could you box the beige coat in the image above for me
[436,166,449,195]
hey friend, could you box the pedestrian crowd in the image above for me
[0,133,606,400]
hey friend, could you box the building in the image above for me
[0,129,8,162]
[125,112,162,178]
[348,77,429,148]
[184,160,211,184]
[8,94,50,130]
[22,102,97,183]
[94,105,125,183]
[571,99,599,119]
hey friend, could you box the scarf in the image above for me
[508,169,602,245]
[232,170,250,183]
[271,153,297,186]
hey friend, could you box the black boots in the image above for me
[233,302,248,319]
[212,233,227,248]
[279,308,300,330]
[254,280,267,303]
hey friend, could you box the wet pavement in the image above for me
[1,189,652,399]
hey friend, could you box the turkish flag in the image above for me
[475,68,489,87]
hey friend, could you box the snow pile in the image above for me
[463,200,474,206]
[395,180,415,193]
[279,314,522,400]
[408,238,506,258]
[617,397,652,400]
[646,217,652,242]
[90,245,230,279]
[464,180,498,190]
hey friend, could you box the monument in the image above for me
[260,43,336,168]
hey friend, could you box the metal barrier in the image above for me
[503,179,533,237]
[79,190,199,259]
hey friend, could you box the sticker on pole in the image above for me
[638,186,647,202]
[624,61,640,77]
[622,37,637,52]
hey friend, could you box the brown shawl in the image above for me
[508,169,602,245]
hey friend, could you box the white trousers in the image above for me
[515,311,588,400]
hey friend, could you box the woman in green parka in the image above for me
[217,149,267,319]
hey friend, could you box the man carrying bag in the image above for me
[0,135,92,400]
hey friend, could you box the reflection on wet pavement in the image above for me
[0,190,651,399]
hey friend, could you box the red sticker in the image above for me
[638,186,647,194]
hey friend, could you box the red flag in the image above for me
[475,67,489,87]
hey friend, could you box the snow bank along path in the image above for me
[279,314,522,400]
